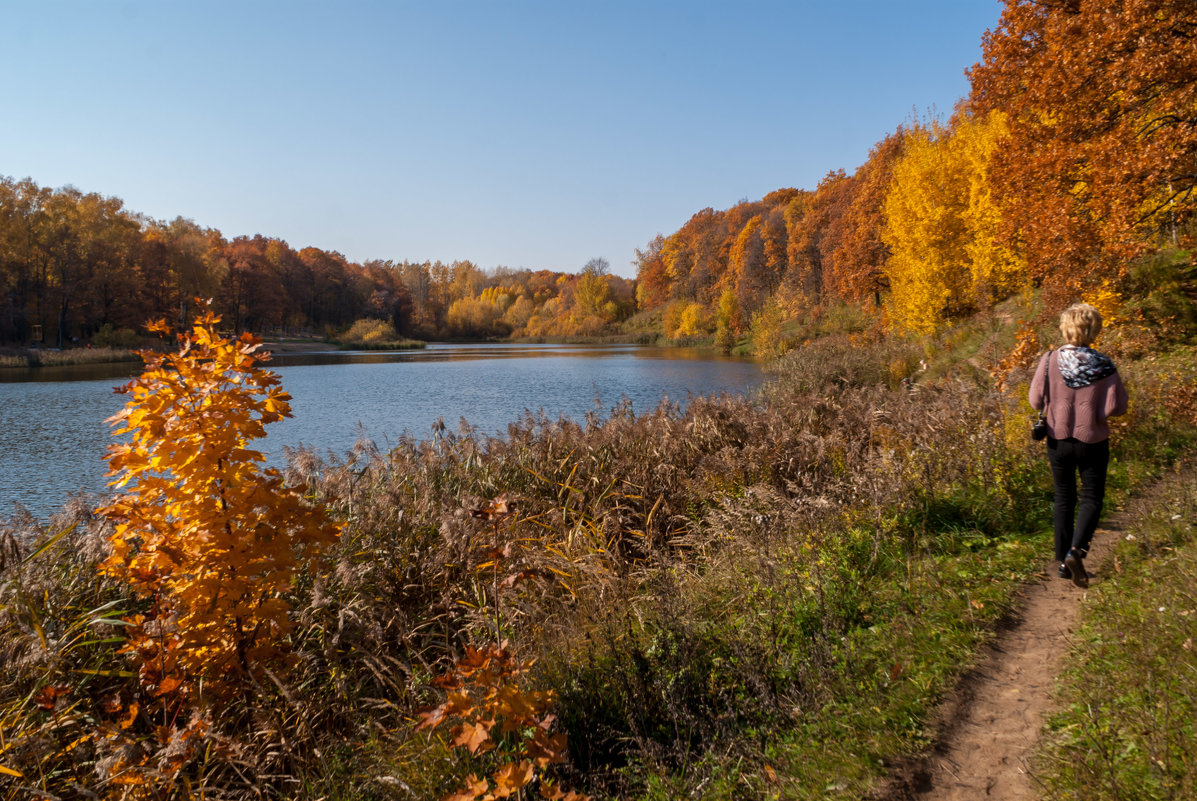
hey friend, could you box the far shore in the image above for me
[0,346,143,369]
[260,338,340,355]
[0,333,714,369]
[0,336,418,368]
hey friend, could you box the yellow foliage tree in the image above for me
[571,268,615,329]
[882,112,1025,333]
[98,303,340,698]
[729,214,771,315]
[749,299,787,359]
[501,294,536,333]
[715,288,739,353]
[959,111,1025,303]
[447,286,519,337]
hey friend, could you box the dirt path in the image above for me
[877,524,1118,801]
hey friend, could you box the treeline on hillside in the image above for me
[0,178,635,347]
[637,0,1196,345]
[4,2,1191,354]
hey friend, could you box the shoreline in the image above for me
[0,333,714,368]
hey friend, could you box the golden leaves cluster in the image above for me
[882,111,1026,334]
[97,303,340,696]
[417,642,586,801]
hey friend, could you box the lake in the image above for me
[0,343,763,520]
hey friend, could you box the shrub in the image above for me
[98,306,340,696]
[92,323,141,349]
[340,317,398,345]
[749,299,788,358]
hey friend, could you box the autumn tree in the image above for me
[760,208,789,283]
[70,191,145,338]
[784,173,851,302]
[660,207,729,302]
[729,215,768,312]
[968,0,1197,285]
[161,217,225,326]
[98,304,340,696]
[447,286,515,338]
[826,129,907,305]
[634,234,669,310]
[714,288,739,352]
[882,112,1025,333]
[0,178,43,341]
[571,258,616,331]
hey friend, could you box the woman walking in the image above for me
[1029,303,1129,588]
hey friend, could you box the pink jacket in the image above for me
[1029,351,1128,443]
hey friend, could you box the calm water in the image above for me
[0,343,762,520]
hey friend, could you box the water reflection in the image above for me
[270,343,742,367]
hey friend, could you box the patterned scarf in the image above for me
[1056,344,1117,388]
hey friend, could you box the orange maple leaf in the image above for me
[415,705,446,731]
[524,730,568,768]
[489,760,533,798]
[443,774,490,801]
[451,720,493,755]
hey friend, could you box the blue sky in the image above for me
[1,1,1002,277]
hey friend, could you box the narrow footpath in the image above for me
[877,525,1117,801]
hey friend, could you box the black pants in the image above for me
[1046,437,1110,562]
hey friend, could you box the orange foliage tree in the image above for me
[633,234,670,310]
[826,129,907,305]
[784,171,852,302]
[97,303,340,699]
[968,0,1197,285]
[728,214,767,312]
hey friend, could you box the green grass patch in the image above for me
[546,524,1041,799]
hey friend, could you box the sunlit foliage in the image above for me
[0,178,637,346]
[969,0,1197,284]
[882,112,1025,333]
[97,304,340,696]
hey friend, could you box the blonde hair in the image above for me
[1059,302,1103,346]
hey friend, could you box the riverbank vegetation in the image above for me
[0,345,141,368]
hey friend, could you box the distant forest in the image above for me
[3,0,1193,350]
[0,179,636,347]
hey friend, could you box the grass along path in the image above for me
[876,519,1120,801]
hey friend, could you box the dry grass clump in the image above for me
[268,332,1046,794]
[0,346,141,368]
